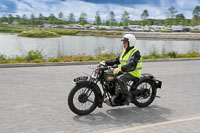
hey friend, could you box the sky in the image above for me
[0,0,199,22]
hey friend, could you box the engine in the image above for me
[104,80,126,106]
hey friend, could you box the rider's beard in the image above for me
[123,44,128,49]
[123,44,129,50]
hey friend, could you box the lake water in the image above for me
[0,33,200,58]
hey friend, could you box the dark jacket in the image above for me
[105,46,141,72]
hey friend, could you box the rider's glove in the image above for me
[100,61,106,65]
[113,67,122,75]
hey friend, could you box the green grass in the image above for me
[0,54,7,63]
[155,30,172,33]
[143,51,200,59]
[46,28,79,35]
[190,30,200,33]
[18,30,61,38]
[0,50,200,64]
[0,24,28,33]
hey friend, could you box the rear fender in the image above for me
[76,80,103,107]
[138,77,162,89]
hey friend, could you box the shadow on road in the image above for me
[73,105,172,126]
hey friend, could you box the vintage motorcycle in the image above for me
[68,63,162,115]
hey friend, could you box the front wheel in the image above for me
[68,84,98,115]
[132,79,157,107]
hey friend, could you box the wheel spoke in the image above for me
[83,88,87,93]
[135,82,153,103]
[87,90,93,97]
[72,87,95,111]
[87,99,94,103]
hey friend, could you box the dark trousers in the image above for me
[117,73,138,95]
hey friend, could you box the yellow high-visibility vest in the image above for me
[119,47,142,78]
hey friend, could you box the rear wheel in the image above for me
[132,79,157,107]
[68,84,98,115]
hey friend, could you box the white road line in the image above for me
[104,115,200,133]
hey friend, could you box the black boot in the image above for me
[123,93,132,106]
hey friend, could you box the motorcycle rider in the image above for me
[101,34,142,105]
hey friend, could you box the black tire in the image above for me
[68,84,98,115]
[132,79,157,107]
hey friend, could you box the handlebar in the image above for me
[98,64,118,71]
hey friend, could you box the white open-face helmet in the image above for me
[121,34,136,47]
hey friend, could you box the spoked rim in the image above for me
[73,87,95,111]
[135,82,153,104]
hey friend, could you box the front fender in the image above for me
[76,80,103,107]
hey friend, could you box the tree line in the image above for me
[0,6,200,26]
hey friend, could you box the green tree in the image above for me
[105,20,110,26]
[68,13,76,24]
[79,12,87,25]
[15,15,21,24]
[48,13,56,24]
[21,14,27,25]
[109,11,117,26]
[165,6,178,25]
[167,6,178,18]
[193,6,200,17]
[58,12,64,19]
[176,14,185,25]
[121,11,130,26]
[57,12,64,24]
[191,15,199,26]
[141,10,149,20]
[8,14,14,24]
[37,13,45,25]
[30,13,35,25]
[94,11,101,25]
[146,19,154,25]
[1,15,8,23]
[164,18,177,26]
[191,6,200,26]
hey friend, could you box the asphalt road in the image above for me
[0,60,200,133]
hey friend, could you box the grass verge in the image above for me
[18,30,61,38]
[0,50,200,64]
